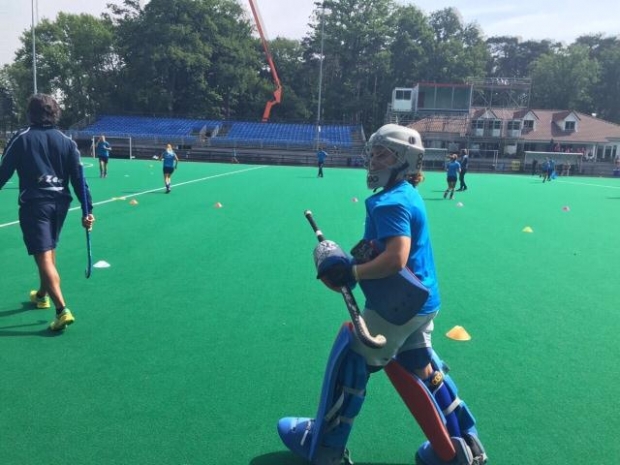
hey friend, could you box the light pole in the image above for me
[31,0,38,94]
[315,2,325,150]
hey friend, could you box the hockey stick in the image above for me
[304,210,386,348]
[80,164,93,279]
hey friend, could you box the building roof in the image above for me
[409,107,620,144]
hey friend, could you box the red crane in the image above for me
[248,0,282,122]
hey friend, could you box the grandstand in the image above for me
[70,115,364,168]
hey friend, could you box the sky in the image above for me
[1,0,618,67]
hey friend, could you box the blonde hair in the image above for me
[166,144,172,150]
[408,171,425,186]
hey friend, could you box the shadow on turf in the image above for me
[249,451,408,465]
[0,302,62,337]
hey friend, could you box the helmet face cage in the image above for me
[364,124,425,190]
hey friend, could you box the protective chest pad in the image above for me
[360,268,429,324]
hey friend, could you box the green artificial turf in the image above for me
[1,159,619,464]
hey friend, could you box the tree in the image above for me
[305,0,394,129]
[110,0,263,119]
[388,5,434,86]
[6,13,117,126]
[530,45,599,112]
[574,34,620,123]
[486,36,558,78]
[425,8,488,83]
[0,66,17,135]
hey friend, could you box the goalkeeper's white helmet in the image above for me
[364,124,425,190]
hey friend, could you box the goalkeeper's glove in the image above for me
[317,255,357,292]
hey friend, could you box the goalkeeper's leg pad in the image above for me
[386,352,486,464]
[278,323,369,464]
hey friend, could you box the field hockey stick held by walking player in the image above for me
[80,164,93,278]
[304,210,386,348]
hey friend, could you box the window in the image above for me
[471,120,484,129]
[507,121,521,130]
[492,120,502,130]
[523,120,534,129]
[395,90,412,101]
[565,121,576,131]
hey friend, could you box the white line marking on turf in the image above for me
[0,165,267,229]
[554,179,620,189]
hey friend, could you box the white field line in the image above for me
[553,179,620,189]
[0,165,267,229]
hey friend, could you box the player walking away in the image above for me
[457,149,469,191]
[159,144,179,193]
[95,135,112,178]
[0,94,95,331]
[444,153,461,199]
[317,146,328,177]
[278,124,487,465]
[542,157,555,182]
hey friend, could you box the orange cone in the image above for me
[446,325,471,341]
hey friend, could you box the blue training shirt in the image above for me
[363,180,440,315]
[96,141,111,158]
[446,161,461,177]
[317,150,327,163]
[161,149,177,168]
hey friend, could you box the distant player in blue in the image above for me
[0,94,94,331]
[543,157,555,183]
[444,153,461,200]
[317,147,327,177]
[95,135,112,178]
[278,124,487,465]
[159,144,179,193]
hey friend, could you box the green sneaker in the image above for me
[49,309,75,331]
[29,290,50,309]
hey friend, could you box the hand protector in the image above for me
[313,240,357,292]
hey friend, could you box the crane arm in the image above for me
[248,0,282,121]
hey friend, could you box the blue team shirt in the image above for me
[447,161,461,177]
[96,141,111,158]
[363,180,440,315]
[317,150,327,163]
[161,149,177,168]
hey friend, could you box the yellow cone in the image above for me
[129,199,138,205]
[446,325,471,341]
[522,226,533,233]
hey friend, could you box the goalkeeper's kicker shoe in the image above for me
[29,290,50,309]
[49,309,75,331]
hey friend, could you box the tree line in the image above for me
[1,0,619,135]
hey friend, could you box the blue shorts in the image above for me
[19,200,70,255]
[98,155,109,161]
[447,175,457,183]
[163,166,175,175]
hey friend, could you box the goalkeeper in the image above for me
[278,124,487,465]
